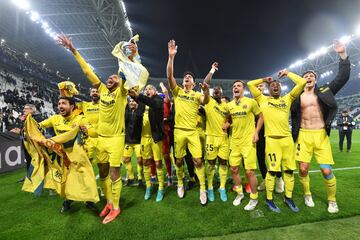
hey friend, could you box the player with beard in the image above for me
[167,39,210,205]
[129,85,165,201]
[39,97,98,212]
[291,40,350,213]
[227,80,263,210]
[247,70,306,213]
[58,33,131,224]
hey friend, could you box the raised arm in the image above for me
[159,82,170,104]
[128,89,163,109]
[200,82,210,105]
[247,78,271,99]
[278,69,306,99]
[328,40,351,95]
[203,62,219,85]
[167,40,178,90]
[57,33,101,88]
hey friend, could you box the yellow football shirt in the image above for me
[141,106,152,137]
[227,96,260,139]
[97,83,127,137]
[204,97,228,136]
[171,85,202,130]
[77,101,100,130]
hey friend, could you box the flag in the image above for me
[22,115,99,203]
[111,34,149,90]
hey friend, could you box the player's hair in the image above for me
[232,80,246,88]
[183,71,196,81]
[24,103,36,112]
[145,84,157,91]
[58,96,76,107]
[302,70,318,79]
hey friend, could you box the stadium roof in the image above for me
[0,0,132,85]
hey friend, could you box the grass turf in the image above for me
[0,130,359,240]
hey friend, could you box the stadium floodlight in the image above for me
[294,60,303,67]
[1,39,5,44]
[281,85,288,91]
[307,53,316,60]
[11,0,30,10]
[24,52,28,57]
[318,46,327,55]
[121,0,127,14]
[339,35,351,44]
[356,25,360,36]
[289,63,296,69]
[42,63,46,67]
[30,11,40,22]
[41,21,49,30]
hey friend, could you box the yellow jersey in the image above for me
[171,85,202,130]
[247,72,306,137]
[227,97,260,139]
[141,106,152,137]
[204,97,228,136]
[97,83,127,137]
[77,101,100,130]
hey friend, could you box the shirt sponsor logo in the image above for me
[101,99,115,106]
[179,94,195,102]
[268,101,287,109]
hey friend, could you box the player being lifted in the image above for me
[248,70,306,213]
[58,33,131,224]
[167,39,210,205]
[291,40,350,213]
[227,80,263,209]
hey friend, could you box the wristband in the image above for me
[210,68,216,74]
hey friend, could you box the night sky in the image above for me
[128,0,360,79]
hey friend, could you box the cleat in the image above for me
[244,199,258,211]
[144,187,151,200]
[257,181,266,191]
[304,195,315,207]
[266,199,281,213]
[200,189,207,205]
[245,183,251,193]
[328,201,339,213]
[156,189,164,202]
[126,179,136,187]
[207,189,215,202]
[284,197,299,212]
[60,200,73,213]
[102,209,121,224]
[138,180,144,188]
[233,193,244,206]
[85,202,98,212]
[99,203,112,217]
[177,185,185,198]
[218,188,228,202]
[275,177,284,193]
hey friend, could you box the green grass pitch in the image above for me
[0,130,359,240]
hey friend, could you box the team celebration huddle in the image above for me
[20,32,350,225]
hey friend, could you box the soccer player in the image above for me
[58,33,130,224]
[129,85,165,202]
[39,97,98,212]
[123,98,144,187]
[77,88,100,161]
[255,83,284,193]
[167,39,210,205]
[291,40,350,213]
[203,84,230,202]
[227,80,263,210]
[248,70,306,213]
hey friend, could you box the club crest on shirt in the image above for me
[242,104,247,109]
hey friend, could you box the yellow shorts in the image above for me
[174,128,202,159]
[123,143,142,158]
[206,135,229,160]
[84,137,98,160]
[96,135,125,167]
[229,136,257,169]
[198,128,206,154]
[295,128,334,164]
[141,136,163,161]
[266,135,296,172]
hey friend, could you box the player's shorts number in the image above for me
[268,153,277,162]
[206,144,214,151]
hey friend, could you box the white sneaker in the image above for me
[232,193,244,206]
[177,186,185,198]
[244,199,258,211]
[275,177,284,193]
[304,195,315,207]
[200,189,207,205]
[328,201,339,213]
[257,181,266,191]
